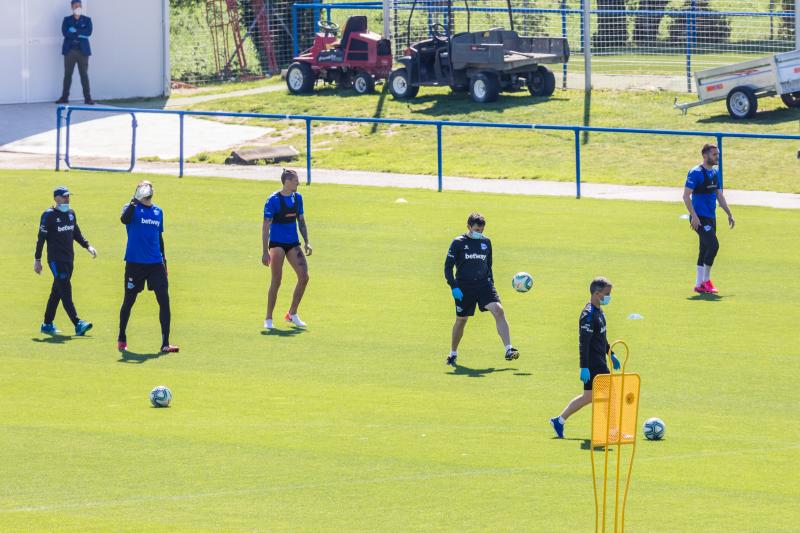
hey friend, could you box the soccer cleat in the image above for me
[75,320,93,336]
[693,284,708,294]
[703,280,719,294]
[264,319,274,330]
[446,354,458,367]
[550,417,565,438]
[504,347,520,361]
[40,323,60,335]
[117,341,128,352]
[160,344,180,353]
[285,312,306,327]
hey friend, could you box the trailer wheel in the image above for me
[353,71,375,95]
[726,86,758,119]
[528,66,556,97]
[470,72,500,103]
[780,91,800,109]
[286,62,315,94]
[389,68,419,99]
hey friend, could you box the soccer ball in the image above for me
[149,385,172,408]
[643,417,665,440]
[512,272,534,292]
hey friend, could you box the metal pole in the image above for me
[561,0,568,90]
[716,134,723,189]
[436,124,443,192]
[55,107,62,171]
[583,0,591,92]
[686,0,696,93]
[292,6,299,57]
[574,129,581,199]
[306,119,312,185]
[383,0,391,38]
[179,113,185,178]
[796,0,800,50]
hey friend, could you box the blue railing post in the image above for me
[716,134,723,189]
[574,128,581,199]
[686,0,696,93]
[306,118,312,185]
[436,123,443,192]
[560,0,568,89]
[292,6,299,57]
[55,106,63,171]
[326,6,331,22]
[179,113,185,178]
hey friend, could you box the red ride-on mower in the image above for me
[286,16,393,95]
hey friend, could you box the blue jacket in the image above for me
[61,15,92,56]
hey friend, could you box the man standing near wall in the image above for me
[56,0,94,105]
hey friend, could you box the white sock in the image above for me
[558,416,566,425]
[450,350,457,356]
[505,344,513,351]
[696,266,704,287]
[703,265,711,282]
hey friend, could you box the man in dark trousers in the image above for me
[34,185,97,336]
[118,181,178,354]
[56,0,94,105]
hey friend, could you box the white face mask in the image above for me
[73,7,82,16]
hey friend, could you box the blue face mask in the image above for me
[600,295,612,306]
[57,203,70,213]
[469,231,483,239]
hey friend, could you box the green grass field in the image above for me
[1,169,799,531]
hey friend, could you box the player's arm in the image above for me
[160,234,167,275]
[578,313,595,369]
[716,189,735,228]
[73,222,97,258]
[262,218,271,266]
[120,200,136,224]
[78,17,92,39]
[298,214,312,256]
[444,241,458,288]
[487,240,494,284]
[682,187,700,230]
[34,212,48,274]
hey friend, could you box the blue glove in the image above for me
[452,287,463,301]
[610,352,620,371]
[580,367,590,383]
[68,27,77,33]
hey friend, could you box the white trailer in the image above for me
[674,50,800,119]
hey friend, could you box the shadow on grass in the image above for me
[406,92,570,118]
[260,328,306,337]
[31,334,72,344]
[118,350,168,364]
[697,107,799,126]
[447,363,518,378]
[686,293,727,302]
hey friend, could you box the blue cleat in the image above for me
[446,354,457,367]
[40,323,60,335]
[75,320,93,336]
[550,417,565,438]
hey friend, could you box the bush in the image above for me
[667,0,731,47]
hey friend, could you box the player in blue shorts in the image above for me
[262,169,312,330]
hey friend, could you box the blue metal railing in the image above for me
[291,2,797,93]
[55,105,800,198]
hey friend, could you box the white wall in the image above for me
[0,0,168,104]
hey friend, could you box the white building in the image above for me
[0,0,169,104]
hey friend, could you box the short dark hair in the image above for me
[467,212,485,227]
[701,144,718,156]
[281,169,298,184]
[590,277,612,294]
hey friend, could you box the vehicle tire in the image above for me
[528,66,556,97]
[388,68,419,99]
[470,72,500,103]
[726,86,758,119]
[286,62,315,94]
[450,84,469,93]
[353,71,375,95]
[780,91,800,108]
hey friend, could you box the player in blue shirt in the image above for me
[117,181,178,353]
[261,169,312,330]
[682,144,735,294]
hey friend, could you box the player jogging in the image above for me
[117,181,178,353]
[262,169,312,330]
[444,212,519,366]
[34,185,96,336]
[682,143,735,294]
[550,277,620,438]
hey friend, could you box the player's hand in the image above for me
[33,260,43,275]
[163,260,168,277]
[262,252,270,266]
[87,246,97,258]
[304,243,313,256]
[68,27,77,33]
[728,214,735,229]
[610,352,620,371]
[580,367,590,383]
[452,287,463,301]
[689,215,700,230]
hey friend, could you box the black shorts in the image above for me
[48,260,74,281]
[455,282,500,317]
[584,364,610,391]
[125,262,168,293]
[269,241,301,254]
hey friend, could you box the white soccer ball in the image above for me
[149,385,172,408]
[512,272,534,292]
[643,417,665,440]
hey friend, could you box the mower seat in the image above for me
[338,16,368,51]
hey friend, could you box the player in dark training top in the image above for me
[550,277,620,438]
[117,181,179,353]
[682,143,735,294]
[34,185,96,336]
[262,169,312,330]
[444,212,519,366]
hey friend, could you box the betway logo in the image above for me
[140,218,161,226]
[465,253,487,260]
[57,225,75,232]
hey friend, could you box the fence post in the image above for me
[436,123,443,192]
[574,128,581,199]
[561,0,568,89]
[582,0,591,92]
[55,106,62,171]
[796,0,800,50]
[686,0,696,93]
[179,113,185,178]
[292,6,299,57]
[306,118,312,185]
[716,134,723,189]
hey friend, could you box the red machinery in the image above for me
[285,16,393,95]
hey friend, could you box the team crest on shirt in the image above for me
[154,208,160,216]
[56,217,61,223]
[480,243,487,250]
[68,213,74,221]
